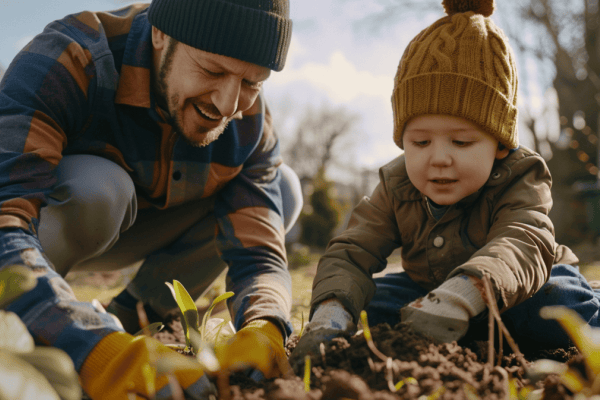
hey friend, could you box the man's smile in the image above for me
[193,103,222,122]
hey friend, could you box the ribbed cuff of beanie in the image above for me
[148,0,292,71]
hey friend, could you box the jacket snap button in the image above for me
[433,236,444,248]
[491,172,501,179]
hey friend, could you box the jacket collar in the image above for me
[115,11,154,109]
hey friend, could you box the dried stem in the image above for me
[496,323,503,366]
[320,342,327,367]
[487,301,494,366]
[482,276,527,368]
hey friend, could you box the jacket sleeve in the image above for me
[448,152,556,312]
[309,167,403,322]
[214,97,294,337]
[0,21,122,372]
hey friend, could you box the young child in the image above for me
[291,0,600,362]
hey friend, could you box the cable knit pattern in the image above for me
[392,0,518,150]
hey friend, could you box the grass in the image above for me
[66,246,597,336]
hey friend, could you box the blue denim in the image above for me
[365,264,600,348]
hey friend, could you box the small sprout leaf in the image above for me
[201,292,234,340]
[541,306,600,377]
[17,346,81,400]
[0,265,37,309]
[134,322,164,337]
[0,310,34,353]
[0,349,61,400]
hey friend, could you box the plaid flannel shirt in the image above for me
[0,3,292,370]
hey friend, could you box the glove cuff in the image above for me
[310,298,354,332]
[434,275,486,318]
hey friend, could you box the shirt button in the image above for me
[433,236,444,248]
[172,171,182,181]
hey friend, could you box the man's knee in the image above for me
[39,155,137,270]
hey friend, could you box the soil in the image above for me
[152,313,581,400]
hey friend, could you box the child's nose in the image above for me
[430,145,452,166]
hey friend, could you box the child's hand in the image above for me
[289,298,356,375]
[400,275,487,343]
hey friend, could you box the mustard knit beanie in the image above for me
[392,0,518,149]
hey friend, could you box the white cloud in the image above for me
[270,49,393,104]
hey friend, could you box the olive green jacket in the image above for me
[310,146,578,321]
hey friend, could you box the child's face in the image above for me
[403,114,509,205]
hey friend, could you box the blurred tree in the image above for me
[281,104,359,181]
[299,168,342,249]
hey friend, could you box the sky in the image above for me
[0,0,543,184]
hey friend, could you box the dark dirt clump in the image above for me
[154,314,578,400]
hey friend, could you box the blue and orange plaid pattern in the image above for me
[0,3,292,371]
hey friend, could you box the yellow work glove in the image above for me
[80,332,216,400]
[215,319,292,379]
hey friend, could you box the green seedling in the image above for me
[360,310,388,362]
[537,305,600,396]
[394,376,417,391]
[166,280,234,374]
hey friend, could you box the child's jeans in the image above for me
[364,264,600,348]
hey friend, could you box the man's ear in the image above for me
[495,144,510,160]
[151,26,167,51]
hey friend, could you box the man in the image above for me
[0,0,301,398]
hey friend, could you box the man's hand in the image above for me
[80,332,216,400]
[215,319,292,379]
[288,298,356,375]
[401,275,487,343]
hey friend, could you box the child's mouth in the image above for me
[431,179,457,184]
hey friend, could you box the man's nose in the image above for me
[212,77,240,118]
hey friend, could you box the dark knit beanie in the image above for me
[147,0,292,71]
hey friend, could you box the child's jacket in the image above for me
[311,146,579,321]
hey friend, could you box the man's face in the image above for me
[152,29,271,147]
[402,114,509,205]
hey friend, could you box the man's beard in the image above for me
[153,39,230,148]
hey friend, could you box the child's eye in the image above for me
[453,140,473,147]
[412,140,429,147]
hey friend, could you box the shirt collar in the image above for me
[115,11,154,108]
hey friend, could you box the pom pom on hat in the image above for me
[442,0,495,17]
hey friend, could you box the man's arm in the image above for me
[0,19,123,370]
[214,97,293,338]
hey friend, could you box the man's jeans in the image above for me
[365,263,600,348]
[38,154,303,317]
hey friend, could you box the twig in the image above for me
[496,322,503,366]
[482,276,527,368]
[487,300,494,367]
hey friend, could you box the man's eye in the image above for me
[204,68,222,77]
[243,80,263,90]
